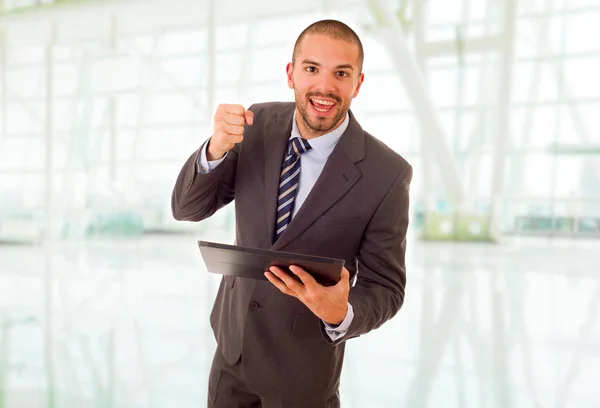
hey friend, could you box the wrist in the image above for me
[325,303,348,326]
[206,141,226,161]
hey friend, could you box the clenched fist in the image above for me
[207,104,254,161]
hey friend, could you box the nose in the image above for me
[313,74,337,98]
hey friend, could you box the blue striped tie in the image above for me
[275,137,312,241]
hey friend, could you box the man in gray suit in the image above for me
[172,19,412,408]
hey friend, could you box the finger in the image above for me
[225,104,245,115]
[227,135,243,144]
[269,266,304,293]
[336,267,350,286]
[264,271,297,297]
[215,104,234,120]
[226,123,245,136]
[210,132,241,151]
[224,113,246,126]
[217,123,244,136]
[231,135,244,144]
[289,265,318,289]
[245,110,254,126]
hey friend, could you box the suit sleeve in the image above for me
[321,163,413,345]
[171,141,239,222]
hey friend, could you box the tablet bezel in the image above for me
[198,240,345,286]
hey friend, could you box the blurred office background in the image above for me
[0,0,598,407]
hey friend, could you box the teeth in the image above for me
[311,98,335,106]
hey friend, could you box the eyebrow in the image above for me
[301,59,354,71]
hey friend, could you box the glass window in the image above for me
[563,57,600,98]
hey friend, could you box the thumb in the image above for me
[245,109,254,126]
[339,267,350,285]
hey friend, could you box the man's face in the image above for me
[286,33,364,139]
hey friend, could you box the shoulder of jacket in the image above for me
[362,130,411,175]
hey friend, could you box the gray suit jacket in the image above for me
[171,102,412,401]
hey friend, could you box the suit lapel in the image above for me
[272,110,366,250]
[264,104,295,244]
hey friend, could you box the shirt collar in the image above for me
[290,110,349,159]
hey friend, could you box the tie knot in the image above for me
[290,137,312,156]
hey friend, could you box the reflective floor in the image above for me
[0,232,598,407]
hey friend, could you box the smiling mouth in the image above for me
[309,97,337,113]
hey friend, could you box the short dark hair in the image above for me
[292,19,364,73]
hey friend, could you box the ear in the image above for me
[286,62,294,89]
[353,72,365,98]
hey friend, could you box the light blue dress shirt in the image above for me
[197,111,354,341]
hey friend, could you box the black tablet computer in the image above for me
[198,240,345,286]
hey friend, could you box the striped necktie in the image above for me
[275,137,312,241]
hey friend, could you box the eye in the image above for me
[305,66,317,73]
[336,71,349,77]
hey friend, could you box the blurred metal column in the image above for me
[412,0,435,211]
[107,328,115,408]
[44,24,57,241]
[368,0,466,207]
[490,272,512,408]
[489,0,517,238]
[548,2,568,230]
[109,13,118,184]
[466,0,495,201]
[0,318,7,408]
[237,22,256,104]
[44,252,56,408]
[204,0,218,354]
[109,97,117,183]
[464,274,492,408]
[0,27,6,142]
[43,22,58,406]
[207,0,216,118]
[130,32,160,187]
[453,0,474,194]
[508,0,554,200]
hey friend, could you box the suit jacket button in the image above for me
[249,301,260,310]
